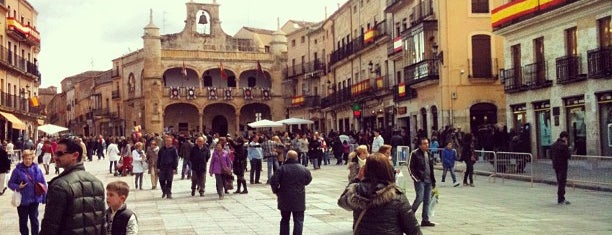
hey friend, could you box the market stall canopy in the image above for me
[37,124,69,135]
[276,118,314,125]
[247,119,283,128]
[0,111,26,130]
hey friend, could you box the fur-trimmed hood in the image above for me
[341,181,401,210]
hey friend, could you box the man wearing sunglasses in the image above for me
[40,138,106,234]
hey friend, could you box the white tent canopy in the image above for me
[247,119,283,128]
[37,124,69,135]
[276,118,314,125]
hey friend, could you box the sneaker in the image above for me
[166,194,173,199]
[162,193,166,199]
[240,190,248,194]
[558,200,571,205]
[421,221,436,227]
[453,182,460,187]
[191,190,195,196]
[441,180,445,183]
[470,183,475,187]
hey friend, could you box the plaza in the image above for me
[1,158,611,234]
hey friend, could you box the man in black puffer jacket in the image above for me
[270,150,312,235]
[409,137,437,227]
[40,138,106,235]
[157,135,179,199]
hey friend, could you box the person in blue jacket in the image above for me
[8,150,47,235]
[441,142,460,187]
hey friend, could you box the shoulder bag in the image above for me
[353,208,368,235]
[25,172,47,196]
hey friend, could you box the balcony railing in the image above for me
[523,61,553,89]
[0,45,41,80]
[556,55,585,84]
[502,67,527,93]
[6,16,40,45]
[0,92,41,116]
[163,87,272,100]
[393,84,418,102]
[330,20,388,66]
[321,87,351,109]
[587,47,612,78]
[404,59,439,86]
[290,95,321,108]
[411,0,435,26]
[92,108,110,117]
[304,60,326,75]
[468,58,498,79]
[112,90,120,99]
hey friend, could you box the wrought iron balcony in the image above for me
[0,46,41,80]
[290,95,321,108]
[321,87,351,109]
[502,67,528,93]
[393,84,417,102]
[587,47,612,78]
[523,61,552,89]
[556,55,586,84]
[404,59,439,86]
[329,20,388,66]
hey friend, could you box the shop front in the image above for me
[533,101,552,159]
[564,96,586,155]
[597,91,612,156]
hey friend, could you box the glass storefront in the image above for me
[564,96,586,155]
[534,101,552,159]
[597,92,612,156]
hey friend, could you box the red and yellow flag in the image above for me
[219,62,228,80]
[30,96,39,107]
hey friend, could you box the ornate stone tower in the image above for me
[142,10,163,133]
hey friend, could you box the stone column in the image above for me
[235,111,240,136]
[199,111,204,135]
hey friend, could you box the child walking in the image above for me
[441,142,461,187]
[105,181,138,234]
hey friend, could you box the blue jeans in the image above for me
[300,152,308,166]
[412,181,432,222]
[181,159,192,178]
[280,210,304,235]
[442,165,457,182]
[266,157,279,181]
[17,203,39,235]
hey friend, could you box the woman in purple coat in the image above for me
[8,150,47,235]
[210,143,232,199]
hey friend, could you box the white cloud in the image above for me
[28,0,347,88]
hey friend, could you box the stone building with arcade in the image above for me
[110,1,287,136]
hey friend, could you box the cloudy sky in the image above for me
[29,0,348,88]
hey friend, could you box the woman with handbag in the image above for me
[338,153,422,235]
[8,150,47,235]
[461,133,476,187]
[209,143,232,200]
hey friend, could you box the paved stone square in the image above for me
[1,159,611,234]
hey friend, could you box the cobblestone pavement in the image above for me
[1,159,611,234]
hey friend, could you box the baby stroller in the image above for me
[115,155,133,176]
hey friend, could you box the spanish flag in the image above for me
[29,96,39,107]
[219,62,228,80]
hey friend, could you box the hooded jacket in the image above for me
[338,180,422,235]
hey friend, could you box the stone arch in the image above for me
[203,67,236,88]
[203,103,237,135]
[195,10,211,35]
[239,69,272,88]
[163,103,199,134]
[239,103,272,131]
[163,66,199,87]
[470,102,498,134]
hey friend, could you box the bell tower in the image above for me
[183,0,224,37]
[142,9,163,133]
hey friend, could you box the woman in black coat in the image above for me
[0,147,10,195]
[228,136,248,194]
[461,133,476,186]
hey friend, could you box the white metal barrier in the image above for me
[493,152,534,187]
[565,155,612,190]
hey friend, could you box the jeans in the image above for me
[412,181,432,222]
[249,159,262,183]
[300,152,308,167]
[181,159,192,178]
[134,173,143,189]
[267,157,279,181]
[280,210,304,235]
[555,168,568,203]
[17,203,39,235]
[158,169,174,196]
[442,165,457,182]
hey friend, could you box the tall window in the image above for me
[565,27,577,56]
[511,44,522,85]
[533,37,545,81]
[471,0,489,13]
[471,34,492,78]
[248,76,256,87]
[598,16,611,48]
